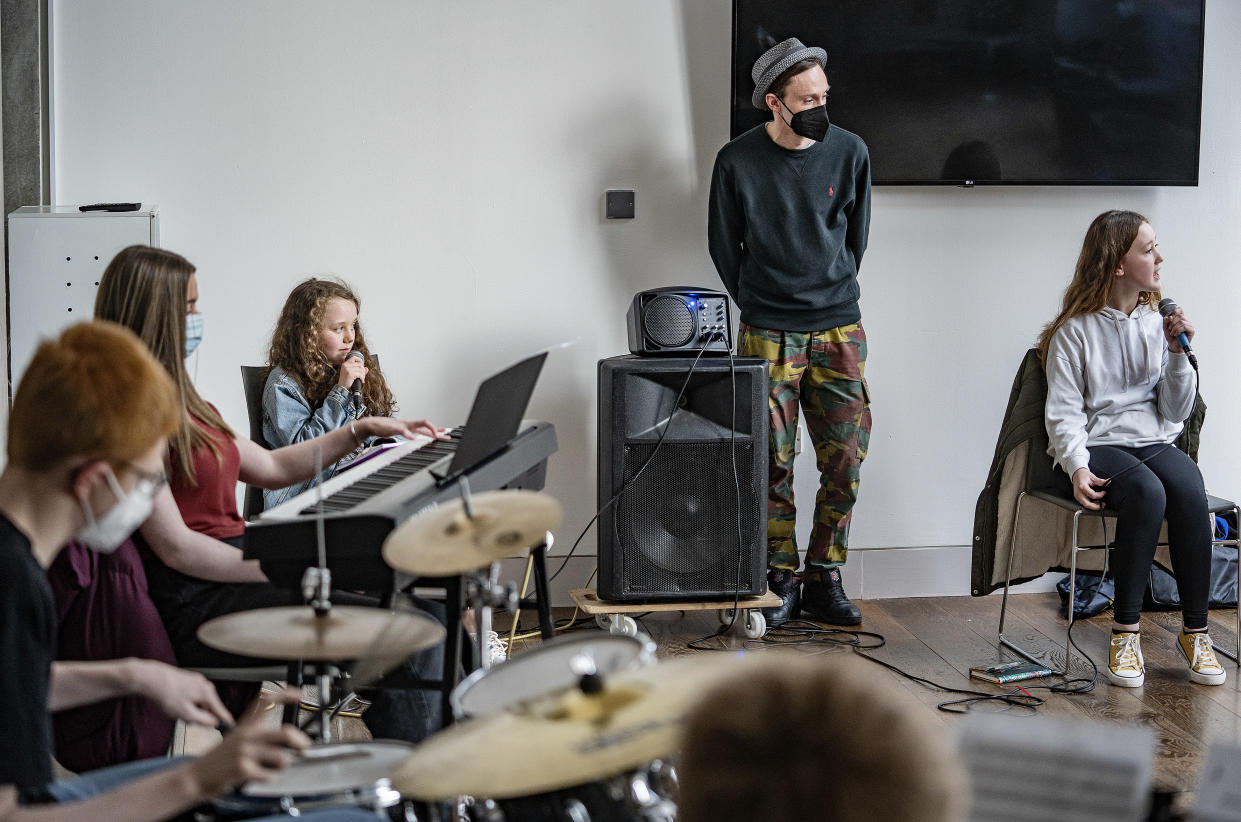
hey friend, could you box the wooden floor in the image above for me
[504,592,1241,797]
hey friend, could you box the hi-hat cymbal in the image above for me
[196,605,446,662]
[382,490,563,576]
[392,654,744,800]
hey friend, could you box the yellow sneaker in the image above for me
[1179,631,1226,686]
[1107,631,1145,688]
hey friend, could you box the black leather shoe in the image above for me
[762,569,801,626]
[800,568,861,625]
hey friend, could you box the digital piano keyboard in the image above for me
[243,421,557,590]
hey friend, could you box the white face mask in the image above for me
[75,466,162,554]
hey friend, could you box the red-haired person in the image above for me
[0,321,375,821]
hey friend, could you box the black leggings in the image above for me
[1082,444,1211,629]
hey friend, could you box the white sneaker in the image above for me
[1179,631,1226,686]
[1107,631,1145,688]
[486,630,507,665]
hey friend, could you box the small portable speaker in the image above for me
[626,286,732,355]
[597,355,767,601]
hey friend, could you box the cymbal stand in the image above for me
[465,566,517,671]
[457,476,517,670]
[297,446,337,743]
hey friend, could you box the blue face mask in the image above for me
[185,313,204,358]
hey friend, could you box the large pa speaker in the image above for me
[597,355,767,601]
[626,286,732,355]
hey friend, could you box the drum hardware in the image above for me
[315,605,440,735]
[569,647,603,695]
[459,762,678,822]
[301,565,332,615]
[303,662,341,743]
[302,447,336,740]
[463,569,518,614]
[464,563,517,672]
[304,446,333,614]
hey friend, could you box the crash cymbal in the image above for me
[381,489,563,576]
[196,605,446,662]
[392,654,744,800]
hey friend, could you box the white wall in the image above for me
[37,0,1241,597]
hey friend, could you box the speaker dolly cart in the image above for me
[569,587,779,639]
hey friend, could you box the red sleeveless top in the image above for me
[170,410,246,540]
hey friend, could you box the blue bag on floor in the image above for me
[1144,544,1238,611]
[1055,573,1114,619]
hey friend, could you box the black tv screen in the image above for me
[731,1,1205,186]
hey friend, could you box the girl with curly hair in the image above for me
[262,277,434,508]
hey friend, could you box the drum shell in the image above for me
[465,761,677,822]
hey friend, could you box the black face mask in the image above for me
[780,99,830,142]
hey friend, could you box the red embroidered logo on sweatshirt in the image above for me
[829,185,835,196]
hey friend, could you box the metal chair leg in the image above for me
[998,492,1069,674]
[998,495,1094,677]
[1210,503,1241,666]
[997,493,1025,639]
[1065,511,1082,670]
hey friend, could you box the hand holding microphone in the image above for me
[1157,298,1197,369]
[339,349,368,407]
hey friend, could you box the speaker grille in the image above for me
[642,295,696,348]
[614,439,758,597]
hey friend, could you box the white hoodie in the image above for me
[1045,304,1196,476]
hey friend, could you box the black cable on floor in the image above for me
[695,614,1097,712]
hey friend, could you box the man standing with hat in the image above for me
[708,37,872,626]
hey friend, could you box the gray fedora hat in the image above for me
[751,37,827,109]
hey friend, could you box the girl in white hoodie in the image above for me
[1038,210,1224,689]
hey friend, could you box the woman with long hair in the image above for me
[1040,210,1223,688]
[94,244,446,740]
[261,277,413,508]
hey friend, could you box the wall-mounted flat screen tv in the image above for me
[731,1,1205,186]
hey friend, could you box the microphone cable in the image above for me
[724,621,1048,715]
[686,343,749,649]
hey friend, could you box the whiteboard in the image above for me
[6,205,159,399]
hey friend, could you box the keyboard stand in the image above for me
[407,574,470,728]
[528,542,556,640]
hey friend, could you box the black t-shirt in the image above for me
[0,513,56,792]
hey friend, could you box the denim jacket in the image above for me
[261,366,359,509]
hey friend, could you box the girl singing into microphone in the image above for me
[1039,210,1224,689]
[262,278,405,508]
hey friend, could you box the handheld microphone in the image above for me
[1157,298,1197,369]
[346,350,365,408]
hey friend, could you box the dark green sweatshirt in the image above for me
[708,123,871,332]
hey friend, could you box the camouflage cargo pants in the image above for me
[738,323,871,580]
